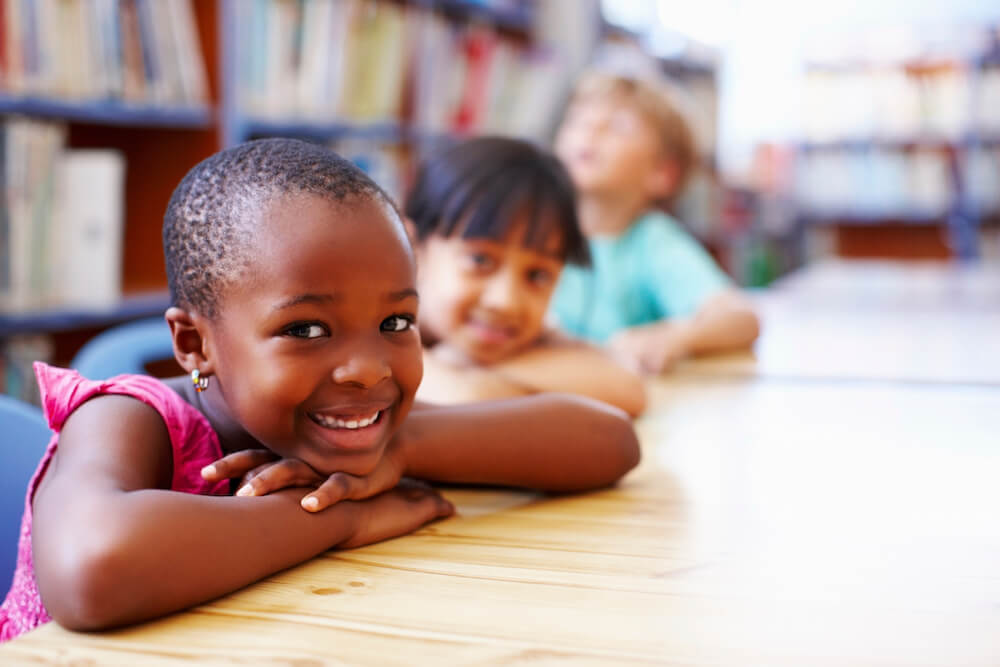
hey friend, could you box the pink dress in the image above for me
[0,362,230,642]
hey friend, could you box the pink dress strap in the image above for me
[0,363,229,642]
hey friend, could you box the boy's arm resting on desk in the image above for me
[400,394,641,492]
[609,289,761,373]
[31,395,452,632]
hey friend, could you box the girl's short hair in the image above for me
[163,138,397,318]
[405,136,589,266]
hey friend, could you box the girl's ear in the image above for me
[164,306,213,374]
[644,158,680,201]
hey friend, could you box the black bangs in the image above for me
[405,136,590,267]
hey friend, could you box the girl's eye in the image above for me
[528,268,554,287]
[467,252,497,271]
[284,323,328,339]
[381,314,415,333]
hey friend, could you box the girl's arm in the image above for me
[202,394,641,512]
[400,394,641,492]
[32,395,451,632]
[490,336,647,417]
[417,349,533,404]
[419,340,647,417]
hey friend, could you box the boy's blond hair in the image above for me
[569,70,697,196]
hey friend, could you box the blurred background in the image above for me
[1,0,998,399]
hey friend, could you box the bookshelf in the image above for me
[1,0,221,396]
[793,27,1000,261]
[218,0,559,201]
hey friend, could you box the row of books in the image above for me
[795,144,1000,221]
[234,0,565,141]
[1,118,124,313]
[795,149,954,220]
[0,0,208,107]
[801,65,1000,143]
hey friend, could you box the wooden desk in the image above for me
[4,261,1000,665]
[684,260,1000,386]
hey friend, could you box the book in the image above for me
[50,149,126,309]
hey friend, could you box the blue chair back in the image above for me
[0,395,51,590]
[71,316,175,379]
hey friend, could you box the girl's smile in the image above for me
[305,403,391,453]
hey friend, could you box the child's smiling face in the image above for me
[416,216,565,365]
[201,192,422,477]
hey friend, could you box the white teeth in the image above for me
[314,410,380,430]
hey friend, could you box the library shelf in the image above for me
[0,97,212,129]
[0,292,172,338]
[238,118,407,144]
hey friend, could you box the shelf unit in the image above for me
[0,0,222,391]
[793,30,1000,261]
[218,0,540,149]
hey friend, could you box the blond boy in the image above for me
[551,71,760,373]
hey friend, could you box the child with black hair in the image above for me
[406,136,646,417]
[0,138,639,641]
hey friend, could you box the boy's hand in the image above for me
[341,479,455,549]
[609,323,691,374]
[201,438,410,512]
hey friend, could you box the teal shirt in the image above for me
[551,211,731,343]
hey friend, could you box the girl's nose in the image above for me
[480,269,522,314]
[331,342,391,388]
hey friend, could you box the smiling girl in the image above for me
[0,139,639,641]
[406,137,646,416]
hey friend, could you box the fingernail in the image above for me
[200,464,216,478]
[236,484,254,497]
[302,496,319,511]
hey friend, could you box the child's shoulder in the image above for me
[34,362,226,494]
[629,209,688,239]
[34,362,192,433]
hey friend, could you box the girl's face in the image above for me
[202,193,422,477]
[416,218,565,365]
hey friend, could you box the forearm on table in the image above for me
[401,395,640,491]
[33,487,359,631]
[417,354,533,404]
[491,344,647,417]
[659,291,760,356]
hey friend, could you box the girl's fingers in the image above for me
[300,473,365,512]
[201,449,277,481]
[236,459,323,497]
[340,485,455,549]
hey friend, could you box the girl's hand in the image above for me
[341,479,455,549]
[201,440,410,512]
